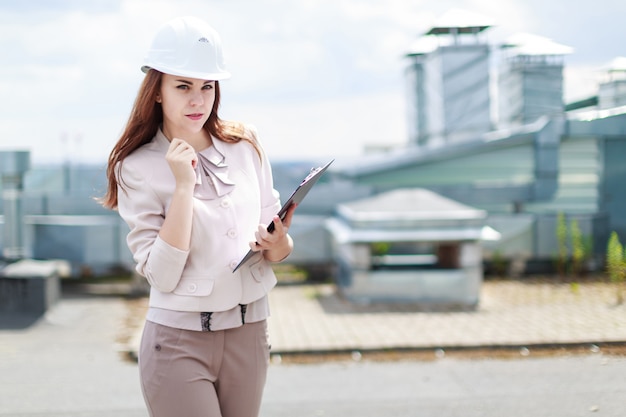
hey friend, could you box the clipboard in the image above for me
[233,159,334,272]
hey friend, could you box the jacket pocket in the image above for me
[249,259,271,283]
[172,278,215,296]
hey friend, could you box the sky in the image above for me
[0,0,624,165]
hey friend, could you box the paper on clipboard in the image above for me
[233,159,334,272]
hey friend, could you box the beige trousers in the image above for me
[138,320,270,417]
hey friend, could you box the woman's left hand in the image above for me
[250,204,296,262]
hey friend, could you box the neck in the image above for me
[162,126,212,151]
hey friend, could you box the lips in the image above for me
[186,113,204,121]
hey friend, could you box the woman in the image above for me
[102,16,294,417]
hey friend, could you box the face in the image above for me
[157,74,216,139]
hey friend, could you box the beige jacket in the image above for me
[117,129,280,312]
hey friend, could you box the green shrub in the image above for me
[606,231,626,304]
[556,212,568,277]
[554,213,592,277]
[570,219,585,276]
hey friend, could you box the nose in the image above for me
[189,91,204,106]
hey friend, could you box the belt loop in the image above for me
[239,304,248,325]
[201,312,213,332]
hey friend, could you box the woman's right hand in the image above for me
[165,138,198,188]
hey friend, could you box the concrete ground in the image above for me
[1,278,625,417]
[0,294,146,417]
[261,354,626,417]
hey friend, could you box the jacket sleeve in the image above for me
[116,160,189,292]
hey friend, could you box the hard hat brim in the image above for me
[141,65,231,81]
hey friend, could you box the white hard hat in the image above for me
[142,16,231,80]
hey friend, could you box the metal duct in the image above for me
[0,151,30,260]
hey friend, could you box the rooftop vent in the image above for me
[1,151,31,260]
[498,33,572,127]
[404,9,494,147]
[598,56,626,109]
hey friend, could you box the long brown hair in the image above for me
[101,69,257,209]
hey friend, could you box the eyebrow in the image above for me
[174,79,214,85]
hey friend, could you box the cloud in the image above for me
[221,89,408,162]
[0,0,624,164]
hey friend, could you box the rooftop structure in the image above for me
[405,9,494,147]
[326,188,493,305]
[498,33,573,127]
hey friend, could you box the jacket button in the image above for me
[220,199,231,208]
[230,260,238,269]
[227,229,237,239]
[188,283,197,293]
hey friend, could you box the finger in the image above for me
[170,143,192,157]
[256,224,271,244]
[167,141,197,167]
[271,215,286,235]
[170,137,188,146]
[280,204,297,229]
[168,139,193,155]
[168,138,186,151]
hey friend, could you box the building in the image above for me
[336,10,625,274]
[2,9,625,280]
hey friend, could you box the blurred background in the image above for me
[1,1,626,291]
[0,0,624,164]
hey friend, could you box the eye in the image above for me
[176,84,190,90]
[202,84,214,90]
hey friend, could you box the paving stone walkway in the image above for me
[125,279,626,358]
[269,280,626,353]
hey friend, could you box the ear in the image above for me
[155,94,162,103]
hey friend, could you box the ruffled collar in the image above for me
[195,144,235,199]
[155,129,235,200]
